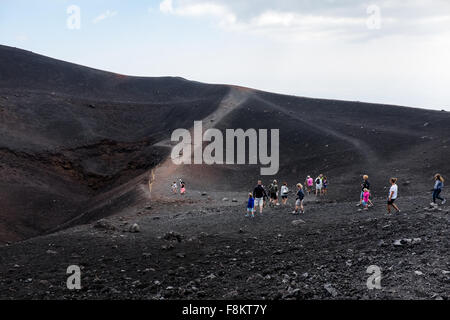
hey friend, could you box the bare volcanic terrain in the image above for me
[0,45,449,300]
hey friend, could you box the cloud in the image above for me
[159,0,174,14]
[158,0,450,42]
[93,10,118,24]
[160,0,236,26]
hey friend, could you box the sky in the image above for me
[1,0,449,110]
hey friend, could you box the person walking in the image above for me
[293,183,305,214]
[280,182,289,205]
[268,180,279,206]
[322,176,328,195]
[431,174,446,206]
[253,180,268,215]
[357,175,370,207]
[315,175,323,196]
[246,193,255,218]
[305,176,313,195]
[171,181,178,194]
[387,178,400,214]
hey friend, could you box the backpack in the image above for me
[316,178,321,185]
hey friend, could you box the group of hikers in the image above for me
[169,173,446,217]
[245,173,446,218]
[171,179,186,195]
[246,174,329,217]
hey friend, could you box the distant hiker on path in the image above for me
[431,174,446,205]
[281,182,289,205]
[306,176,313,194]
[387,178,400,214]
[293,183,305,214]
[253,180,268,214]
[357,175,370,207]
[180,180,186,195]
[171,181,178,194]
[246,193,255,218]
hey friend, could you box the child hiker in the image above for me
[246,193,255,218]
[362,188,371,210]
[171,181,178,194]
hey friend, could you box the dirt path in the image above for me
[252,95,380,167]
[150,87,253,198]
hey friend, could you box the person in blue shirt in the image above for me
[431,174,446,205]
[292,183,305,215]
[246,193,255,218]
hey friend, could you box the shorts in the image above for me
[316,186,322,190]
[360,191,364,199]
[247,207,254,213]
[362,201,368,206]
[295,199,303,206]
[254,198,264,207]
[387,198,396,205]
[281,194,288,199]
[270,192,278,200]
[180,188,186,194]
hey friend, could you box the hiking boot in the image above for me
[442,199,447,205]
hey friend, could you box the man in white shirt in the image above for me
[387,177,400,214]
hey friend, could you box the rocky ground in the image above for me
[1,190,448,300]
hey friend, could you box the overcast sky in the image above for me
[1,0,449,110]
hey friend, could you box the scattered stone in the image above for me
[176,253,185,258]
[222,198,229,202]
[46,249,57,255]
[161,244,174,251]
[378,240,387,247]
[232,199,238,202]
[201,192,207,196]
[129,223,140,233]
[163,231,183,242]
[414,271,424,276]
[205,273,216,280]
[93,219,116,231]
[292,219,306,226]
[324,283,339,297]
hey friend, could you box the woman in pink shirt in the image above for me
[305,176,314,195]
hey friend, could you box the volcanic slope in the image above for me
[1,45,450,244]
